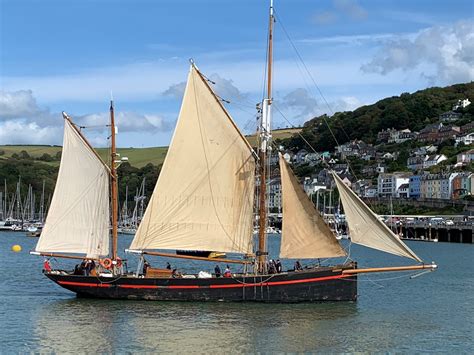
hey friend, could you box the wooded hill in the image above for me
[280,82,474,151]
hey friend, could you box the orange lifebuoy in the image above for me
[100,258,113,269]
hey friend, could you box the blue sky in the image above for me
[1,0,473,147]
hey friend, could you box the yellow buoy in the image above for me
[11,244,22,252]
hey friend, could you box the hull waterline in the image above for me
[44,264,357,302]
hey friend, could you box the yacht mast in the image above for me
[110,100,119,261]
[257,0,274,271]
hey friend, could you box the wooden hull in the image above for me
[44,263,358,302]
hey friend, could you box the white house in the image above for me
[377,172,411,197]
[423,154,447,169]
[455,133,474,147]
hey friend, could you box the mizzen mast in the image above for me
[110,99,119,262]
[257,0,275,272]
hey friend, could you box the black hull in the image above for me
[176,250,213,257]
[45,264,357,302]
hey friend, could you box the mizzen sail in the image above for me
[35,118,110,258]
[130,65,255,254]
[332,171,422,262]
[279,154,346,259]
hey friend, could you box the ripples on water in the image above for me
[0,232,472,352]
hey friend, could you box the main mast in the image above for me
[257,0,274,272]
[110,100,119,262]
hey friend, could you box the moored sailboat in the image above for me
[31,1,436,302]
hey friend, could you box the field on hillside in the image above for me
[245,128,301,146]
[0,145,168,168]
[0,129,300,167]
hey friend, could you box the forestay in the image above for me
[35,118,110,258]
[130,66,255,254]
[332,172,422,262]
[279,154,346,259]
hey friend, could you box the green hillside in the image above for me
[282,82,474,151]
[0,145,168,168]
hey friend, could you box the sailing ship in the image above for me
[31,2,436,302]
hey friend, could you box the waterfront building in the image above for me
[268,177,282,211]
[420,174,442,199]
[409,175,421,198]
[452,173,473,199]
[377,172,411,197]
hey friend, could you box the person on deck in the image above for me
[166,262,171,270]
[223,265,231,278]
[276,259,282,273]
[142,259,150,275]
[43,258,52,273]
[215,264,221,278]
[294,260,303,271]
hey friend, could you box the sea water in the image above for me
[0,231,472,352]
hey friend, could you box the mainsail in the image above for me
[35,118,110,258]
[332,172,422,262]
[130,65,255,254]
[279,154,346,259]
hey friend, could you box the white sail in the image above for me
[279,154,346,259]
[130,66,255,254]
[35,118,110,258]
[332,172,422,262]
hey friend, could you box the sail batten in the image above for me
[279,154,346,259]
[130,66,255,254]
[332,172,422,262]
[35,119,110,258]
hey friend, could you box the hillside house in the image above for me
[455,133,474,146]
[437,125,460,141]
[439,111,462,122]
[456,149,474,164]
[388,128,417,144]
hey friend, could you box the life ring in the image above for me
[100,258,113,269]
[115,257,122,268]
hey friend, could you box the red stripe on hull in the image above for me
[209,274,347,288]
[55,274,351,290]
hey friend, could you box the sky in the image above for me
[0,0,473,148]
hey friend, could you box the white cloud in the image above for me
[281,88,318,119]
[0,89,173,146]
[0,90,44,119]
[361,20,474,85]
[77,111,172,133]
[162,81,186,100]
[0,120,62,145]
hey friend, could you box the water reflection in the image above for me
[33,298,357,352]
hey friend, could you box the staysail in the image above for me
[130,65,255,254]
[35,118,110,258]
[279,154,346,259]
[332,172,422,262]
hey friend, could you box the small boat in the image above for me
[26,225,42,238]
[32,1,436,302]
